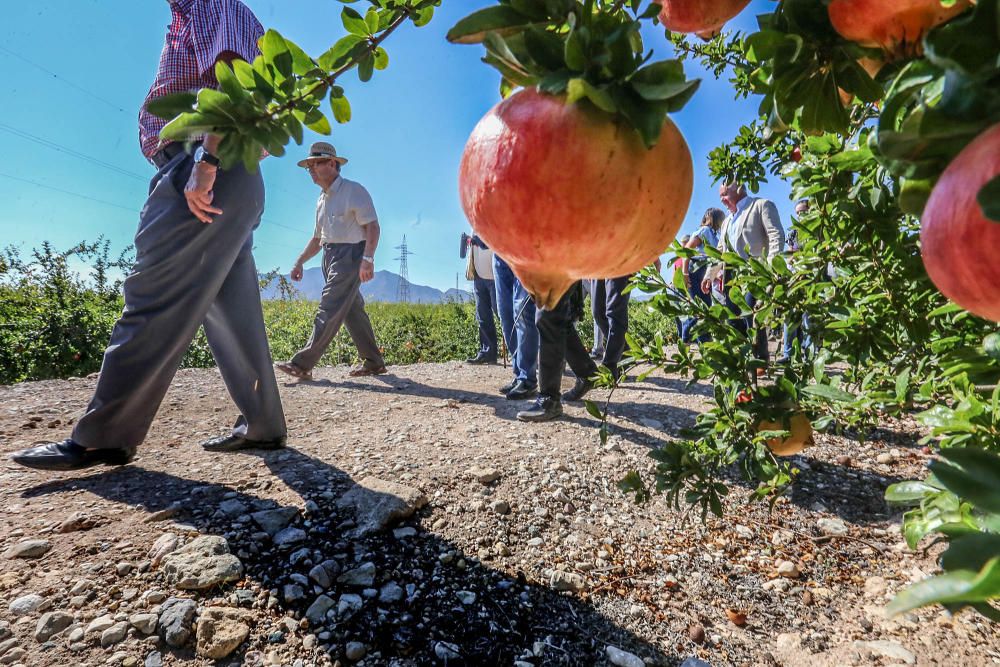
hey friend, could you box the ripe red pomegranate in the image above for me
[658,0,751,35]
[459,88,693,308]
[828,0,972,58]
[921,122,1000,322]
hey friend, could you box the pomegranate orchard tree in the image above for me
[147,0,1000,619]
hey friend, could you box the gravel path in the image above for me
[0,362,996,666]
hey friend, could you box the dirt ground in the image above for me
[0,361,997,666]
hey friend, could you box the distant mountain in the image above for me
[261,268,473,304]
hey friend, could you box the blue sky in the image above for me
[0,0,789,292]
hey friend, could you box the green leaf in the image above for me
[629,60,698,103]
[357,53,375,83]
[885,480,939,504]
[942,533,1000,573]
[887,558,1000,616]
[373,47,389,71]
[342,7,370,37]
[978,174,1000,223]
[584,399,604,420]
[566,78,617,114]
[260,30,293,79]
[145,92,197,121]
[932,448,1000,515]
[801,383,857,403]
[318,35,364,70]
[364,7,380,35]
[214,62,247,102]
[446,6,534,45]
[329,90,352,123]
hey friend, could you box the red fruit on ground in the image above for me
[658,0,751,35]
[921,122,1000,322]
[828,0,972,58]
[459,88,693,308]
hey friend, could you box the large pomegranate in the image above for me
[459,88,692,308]
[757,413,814,457]
[828,0,972,58]
[921,122,1000,322]
[658,0,751,36]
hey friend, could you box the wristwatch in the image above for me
[362,255,375,264]
[194,145,221,168]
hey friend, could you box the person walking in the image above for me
[493,254,538,399]
[276,143,387,382]
[680,208,725,343]
[11,0,287,470]
[590,272,634,382]
[702,182,785,368]
[517,282,598,422]
[466,235,499,364]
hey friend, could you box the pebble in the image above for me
[434,641,461,660]
[145,651,163,667]
[273,527,307,547]
[854,639,916,664]
[605,645,644,667]
[489,499,510,515]
[345,641,367,661]
[308,564,332,589]
[549,571,587,592]
[34,611,74,642]
[817,518,848,537]
[5,539,52,559]
[687,624,705,644]
[337,562,376,587]
[864,576,888,599]
[100,621,129,647]
[379,582,404,603]
[305,595,335,624]
[467,467,501,484]
[9,594,46,616]
[130,613,158,635]
[776,560,801,579]
[158,597,197,648]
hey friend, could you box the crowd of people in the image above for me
[7,0,808,471]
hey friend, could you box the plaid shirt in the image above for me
[138,0,263,160]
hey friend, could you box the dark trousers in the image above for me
[72,147,286,450]
[473,276,498,360]
[291,242,384,372]
[723,270,769,363]
[536,285,598,401]
[590,275,632,378]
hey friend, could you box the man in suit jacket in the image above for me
[702,182,785,365]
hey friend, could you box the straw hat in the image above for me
[297,141,348,168]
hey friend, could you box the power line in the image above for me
[0,45,130,115]
[0,122,147,183]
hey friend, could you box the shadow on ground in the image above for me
[21,445,675,666]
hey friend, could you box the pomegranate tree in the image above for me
[828,0,973,58]
[920,122,1000,322]
[659,0,751,37]
[459,88,693,308]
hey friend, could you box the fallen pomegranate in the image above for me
[828,0,972,58]
[757,412,813,457]
[920,122,1000,322]
[459,88,693,308]
[658,0,751,36]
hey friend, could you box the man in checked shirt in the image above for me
[11,0,288,470]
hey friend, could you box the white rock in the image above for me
[606,645,644,667]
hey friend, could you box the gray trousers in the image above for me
[72,148,287,450]
[290,242,384,372]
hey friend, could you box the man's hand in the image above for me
[701,278,712,294]
[290,264,304,282]
[184,163,222,223]
[359,259,374,283]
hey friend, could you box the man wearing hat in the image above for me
[276,142,387,381]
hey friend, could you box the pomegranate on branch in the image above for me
[828,0,973,58]
[658,0,751,38]
[920,122,1000,322]
[459,88,693,308]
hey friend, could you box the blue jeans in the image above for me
[493,256,538,386]
[473,276,498,360]
[724,270,768,363]
[782,312,813,359]
[680,263,710,343]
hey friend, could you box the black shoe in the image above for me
[517,397,563,422]
[499,379,518,395]
[201,434,287,453]
[505,380,537,400]
[562,378,595,402]
[10,440,136,471]
[466,354,497,365]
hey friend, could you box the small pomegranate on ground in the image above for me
[658,0,751,36]
[459,88,693,308]
[757,413,813,457]
[920,122,1000,322]
[828,0,972,58]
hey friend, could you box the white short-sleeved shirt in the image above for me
[472,245,494,280]
[313,176,377,245]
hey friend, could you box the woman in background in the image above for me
[680,208,725,343]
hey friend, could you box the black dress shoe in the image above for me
[10,440,136,471]
[505,380,537,400]
[499,379,518,395]
[201,434,287,453]
[517,396,563,422]
[562,377,595,402]
[466,354,497,365]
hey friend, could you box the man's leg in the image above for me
[473,276,498,360]
[71,156,266,451]
[202,239,286,442]
[493,257,517,355]
[289,246,362,372]
[601,275,632,379]
[590,278,608,357]
[511,277,538,386]
[342,289,385,370]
